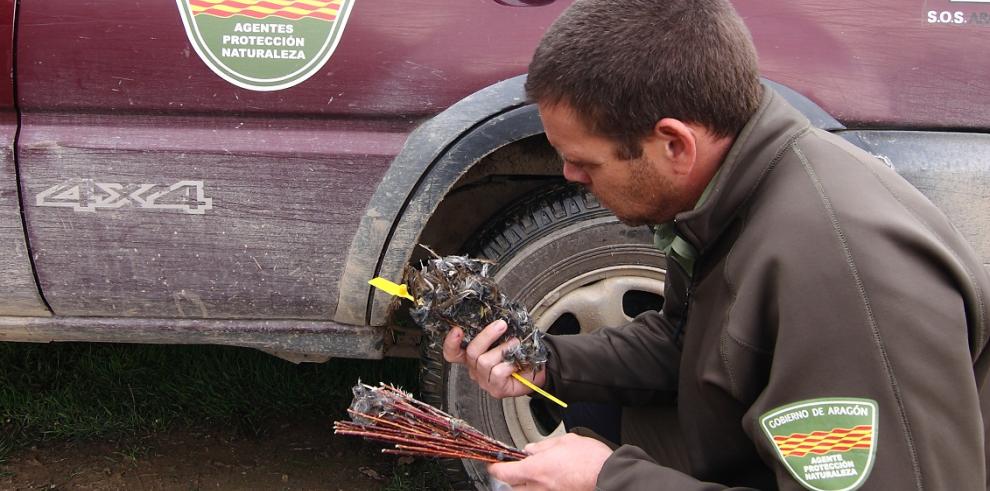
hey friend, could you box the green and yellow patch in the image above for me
[760,398,877,491]
[177,0,355,91]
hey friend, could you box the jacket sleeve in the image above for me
[741,251,986,488]
[542,310,682,406]
[726,150,990,491]
[591,224,988,490]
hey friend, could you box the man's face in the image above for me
[539,102,688,226]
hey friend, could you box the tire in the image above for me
[420,184,667,490]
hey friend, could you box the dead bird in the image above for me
[402,249,548,372]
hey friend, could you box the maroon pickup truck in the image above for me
[1,0,987,487]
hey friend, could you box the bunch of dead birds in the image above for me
[402,252,548,372]
[334,382,526,463]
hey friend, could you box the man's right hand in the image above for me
[442,319,547,399]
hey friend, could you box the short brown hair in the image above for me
[526,0,762,159]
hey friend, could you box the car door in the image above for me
[0,0,47,317]
[14,0,566,321]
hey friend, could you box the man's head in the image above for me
[527,0,761,159]
[526,0,761,225]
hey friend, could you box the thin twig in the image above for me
[334,382,526,464]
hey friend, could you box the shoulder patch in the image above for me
[760,398,877,491]
[177,0,355,91]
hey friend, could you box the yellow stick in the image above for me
[512,372,568,408]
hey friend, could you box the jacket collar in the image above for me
[672,84,812,255]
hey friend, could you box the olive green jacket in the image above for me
[544,86,990,490]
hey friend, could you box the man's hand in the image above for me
[488,433,612,490]
[442,320,546,399]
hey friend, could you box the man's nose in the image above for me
[562,161,591,184]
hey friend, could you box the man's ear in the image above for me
[652,118,697,176]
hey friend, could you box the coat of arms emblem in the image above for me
[761,398,878,491]
[177,0,355,91]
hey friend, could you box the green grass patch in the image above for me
[0,342,448,489]
[0,343,418,441]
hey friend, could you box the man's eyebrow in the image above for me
[556,151,588,164]
[562,155,599,167]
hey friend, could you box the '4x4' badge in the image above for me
[760,398,878,491]
[177,0,355,91]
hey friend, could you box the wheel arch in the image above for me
[334,76,844,327]
[334,74,544,326]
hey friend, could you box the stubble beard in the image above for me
[597,157,683,227]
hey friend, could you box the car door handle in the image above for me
[494,0,556,6]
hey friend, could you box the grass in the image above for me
[0,342,448,490]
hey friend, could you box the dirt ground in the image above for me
[0,418,432,490]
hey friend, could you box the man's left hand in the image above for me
[488,433,612,490]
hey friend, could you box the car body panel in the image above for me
[0,0,48,317]
[15,0,568,117]
[13,0,566,319]
[740,0,990,129]
[19,113,405,318]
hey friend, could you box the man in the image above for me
[443,0,990,489]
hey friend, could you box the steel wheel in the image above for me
[420,184,666,490]
[501,264,665,447]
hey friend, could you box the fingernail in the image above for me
[497,320,507,332]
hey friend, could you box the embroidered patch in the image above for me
[760,398,877,491]
[177,0,355,91]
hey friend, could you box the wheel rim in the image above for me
[500,264,666,448]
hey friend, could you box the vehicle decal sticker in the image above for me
[925,0,990,26]
[176,0,355,91]
[36,180,213,215]
[760,398,878,491]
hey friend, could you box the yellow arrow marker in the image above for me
[369,277,415,302]
[512,372,568,408]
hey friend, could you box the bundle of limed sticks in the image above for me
[334,382,526,463]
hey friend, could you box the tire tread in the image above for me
[472,184,609,262]
[420,184,613,490]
